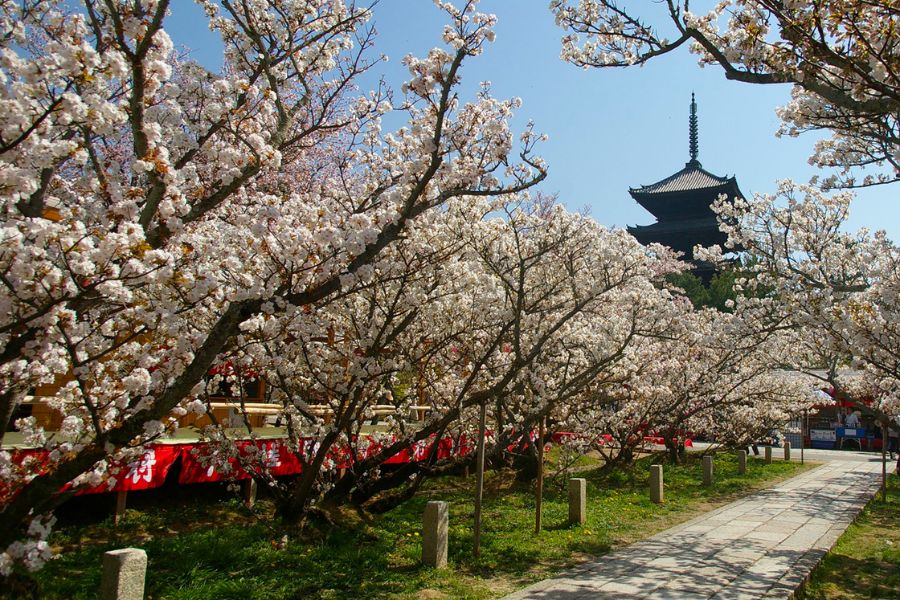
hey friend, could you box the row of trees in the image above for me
[1,0,897,577]
[552,0,900,454]
[550,0,900,421]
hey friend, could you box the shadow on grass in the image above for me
[19,453,812,599]
[797,474,900,600]
[800,553,900,600]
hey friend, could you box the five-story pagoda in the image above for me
[627,95,744,277]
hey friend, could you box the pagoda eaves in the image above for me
[629,162,744,223]
[626,94,745,262]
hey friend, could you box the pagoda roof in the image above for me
[627,215,721,236]
[627,215,728,256]
[630,160,736,197]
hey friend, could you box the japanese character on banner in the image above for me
[263,443,281,469]
[413,440,429,461]
[126,449,157,484]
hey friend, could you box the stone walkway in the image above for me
[505,457,885,600]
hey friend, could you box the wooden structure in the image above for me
[627,95,745,280]
[18,395,432,433]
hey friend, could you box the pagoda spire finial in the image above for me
[688,92,700,167]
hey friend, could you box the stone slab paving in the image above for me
[504,458,885,600]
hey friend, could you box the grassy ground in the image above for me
[17,452,810,600]
[797,472,900,600]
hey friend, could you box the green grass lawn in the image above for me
[16,452,810,599]
[797,472,900,600]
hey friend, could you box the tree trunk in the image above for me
[277,430,340,522]
[664,435,683,465]
[513,441,539,481]
[0,445,103,550]
[366,474,425,513]
[882,419,888,502]
[613,440,635,465]
[535,416,545,534]
[473,402,487,558]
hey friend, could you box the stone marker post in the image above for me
[737,450,747,475]
[703,455,714,486]
[243,479,258,508]
[764,446,772,464]
[650,465,664,504]
[113,490,128,525]
[422,501,448,568]
[783,441,791,462]
[101,548,147,600]
[568,478,587,525]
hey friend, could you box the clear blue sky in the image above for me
[166,0,897,240]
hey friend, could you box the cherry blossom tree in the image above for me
[563,301,812,464]
[0,0,547,572]
[210,196,480,520]
[551,0,900,454]
[453,202,681,476]
[261,196,684,520]
[551,0,900,189]
[709,182,900,425]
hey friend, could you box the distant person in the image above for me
[845,411,861,428]
[769,429,781,446]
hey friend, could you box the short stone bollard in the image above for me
[568,478,587,525]
[737,449,747,475]
[650,464,664,504]
[702,455,714,486]
[243,479,258,508]
[114,490,128,525]
[764,446,773,464]
[783,441,791,461]
[422,500,448,568]
[101,548,147,600]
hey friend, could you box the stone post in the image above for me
[783,441,791,462]
[113,490,127,525]
[101,548,147,600]
[737,449,747,475]
[568,478,587,525]
[422,501,448,568]
[243,479,258,508]
[764,446,772,464]
[702,455,714,486]
[650,464,664,504]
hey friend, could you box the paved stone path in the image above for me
[505,456,885,599]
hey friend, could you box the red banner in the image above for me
[177,440,304,483]
[241,440,303,477]
[76,445,181,494]
[178,444,248,484]
[5,429,616,497]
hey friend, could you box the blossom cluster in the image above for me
[710,181,900,419]
[0,0,548,571]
